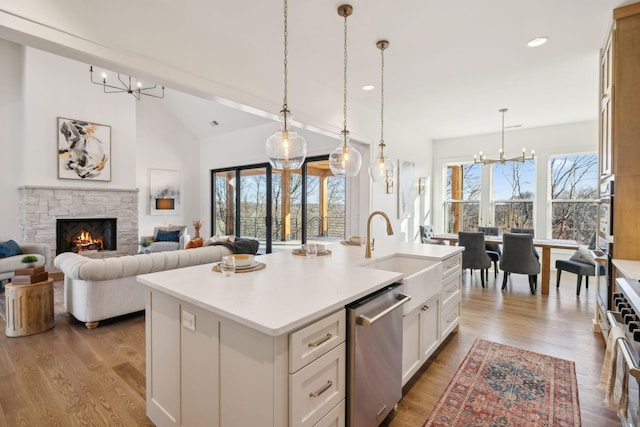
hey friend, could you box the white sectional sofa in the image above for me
[0,238,51,284]
[54,245,232,328]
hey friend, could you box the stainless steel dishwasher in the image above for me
[347,284,410,426]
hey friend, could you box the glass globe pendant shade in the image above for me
[266,110,306,170]
[368,148,394,183]
[329,130,362,177]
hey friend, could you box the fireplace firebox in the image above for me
[56,218,117,255]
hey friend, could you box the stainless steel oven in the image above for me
[606,278,640,427]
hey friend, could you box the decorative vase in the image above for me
[23,262,36,268]
[194,229,200,239]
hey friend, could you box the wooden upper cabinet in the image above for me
[599,29,613,179]
[605,2,640,260]
[611,3,640,178]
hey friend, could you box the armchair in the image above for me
[141,225,190,253]
[0,238,51,283]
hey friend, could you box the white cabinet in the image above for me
[289,310,346,427]
[146,287,345,427]
[402,294,439,385]
[401,252,462,386]
[440,254,462,339]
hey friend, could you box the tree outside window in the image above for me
[445,163,481,233]
[493,160,535,232]
[550,154,598,245]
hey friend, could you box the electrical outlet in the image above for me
[182,310,196,332]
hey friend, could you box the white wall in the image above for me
[136,99,201,237]
[0,44,201,241]
[0,39,24,237]
[22,48,137,188]
[432,120,598,239]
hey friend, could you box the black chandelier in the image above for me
[90,66,165,100]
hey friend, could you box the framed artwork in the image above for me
[150,169,181,215]
[398,160,416,219]
[58,117,111,181]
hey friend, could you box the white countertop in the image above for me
[613,259,640,279]
[137,240,463,336]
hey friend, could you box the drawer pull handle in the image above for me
[308,333,332,347]
[310,380,333,397]
[446,312,458,323]
[421,305,429,311]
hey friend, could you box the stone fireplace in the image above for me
[19,186,139,262]
[56,218,117,255]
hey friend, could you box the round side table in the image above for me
[5,278,54,337]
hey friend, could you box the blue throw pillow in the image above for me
[156,229,180,242]
[0,240,23,259]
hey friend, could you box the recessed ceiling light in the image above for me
[527,37,548,48]
[362,84,375,91]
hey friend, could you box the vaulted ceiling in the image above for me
[0,0,632,143]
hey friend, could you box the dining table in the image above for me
[431,233,579,295]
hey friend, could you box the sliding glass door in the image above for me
[211,156,345,253]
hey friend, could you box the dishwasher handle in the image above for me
[357,294,411,326]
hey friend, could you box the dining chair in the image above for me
[510,228,534,236]
[458,231,491,287]
[420,225,446,245]
[477,226,501,280]
[500,232,540,294]
[509,228,539,259]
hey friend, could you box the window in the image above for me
[550,154,598,245]
[444,163,481,233]
[492,160,535,232]
[211,157,346,253]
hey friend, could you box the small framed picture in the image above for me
[57,117,111,181]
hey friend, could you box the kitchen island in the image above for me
[138,240,463,427]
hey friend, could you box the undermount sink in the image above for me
[360,255,442,314]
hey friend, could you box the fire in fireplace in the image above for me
[56,218,117,255]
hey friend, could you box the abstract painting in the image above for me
[58,117,111,181]
[398,160,416,219]
[150,169,181,215]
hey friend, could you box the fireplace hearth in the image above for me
[56,218,117,255]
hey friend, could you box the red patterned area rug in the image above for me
[423,339,581,427]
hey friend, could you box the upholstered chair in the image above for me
[500,232,540,294]
[477,226,501,279]
[510,228,539,259]
[458,231,491,287]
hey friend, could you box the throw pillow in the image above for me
[569,246,596,265]
[185,238,204,249]
[156,229,180,242]
[0,240,23,259]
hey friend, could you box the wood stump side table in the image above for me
[5,278,54,337]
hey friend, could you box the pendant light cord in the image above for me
[283,0,289,112]
[342,8,349,145]
[380,44,385,146]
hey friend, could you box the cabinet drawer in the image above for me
[440,297,460,338]
[290,343,346,427]
[290,310,346,373]
[441,272,461,307]
[442,254,462,279]
[314,399,345,427]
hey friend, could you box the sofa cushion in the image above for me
[0,240,23,259]
[156,229,180,242]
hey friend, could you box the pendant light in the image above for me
[266,0,307,170]
[368,40,395,191]
[329,4,362,177]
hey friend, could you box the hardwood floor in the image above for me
[0,270,620,426]
[387,270,620,427]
